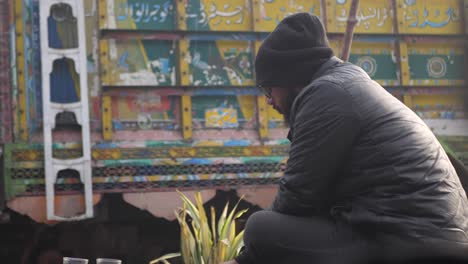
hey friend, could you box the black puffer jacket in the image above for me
[272,56,468,246]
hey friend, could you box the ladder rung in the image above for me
[47,47,80,57]
[50,102,82,110]
[52,158,88,167]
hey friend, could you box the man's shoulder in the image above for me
[315,62,370,86]
[294,76,357,115]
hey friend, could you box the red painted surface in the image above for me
[7,194,102,224]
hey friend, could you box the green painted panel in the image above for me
[349,54,398,81]
[104,39,177,86]
[185,0,209,31]
[409,54,464,80]
[187,40,254,86]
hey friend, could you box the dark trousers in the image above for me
[235,210,376,264]
[235,210,468,264]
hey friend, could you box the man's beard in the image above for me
[282,90,300,127]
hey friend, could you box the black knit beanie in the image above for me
[255,13,334,88]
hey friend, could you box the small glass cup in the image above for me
[96,258,122,264]
[63,257,88,264]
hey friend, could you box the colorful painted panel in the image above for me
[23,0,42,135]
[180,40,254,86]
[191,95,257,130]
[100,0,176,30]
[253,0,321,32]
[3,143,289,197]
[397,0,463,35]
[84,1,101,131]
[326,0,394,33]
[101,39,177,86]
[0,0,13,142]
[406,43,464,86]
[111,93,180,131]
[16,0,101,136]
[178,0,252,31]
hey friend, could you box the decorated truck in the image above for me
[0,0,467,261]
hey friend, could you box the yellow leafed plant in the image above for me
[150,191,247,264]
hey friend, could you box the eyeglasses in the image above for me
[257,85,272,99]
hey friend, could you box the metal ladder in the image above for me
[39,0,93,220]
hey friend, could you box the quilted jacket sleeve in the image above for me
[272,82,361,216]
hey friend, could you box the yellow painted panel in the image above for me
[412,95,464,108]
[203,0,252,31]
[253,0,321,32]
[257,96,268,138]
[177,0,187,30]
[15,0,27,141]
[465,0,468,34]
[332,40,396,55]
[267,104,285,125]
[102,96,113,140]
[205,108,238,128]
[406,43,464,54]
[326,0,394,33]
[254,40,262,53]
[98,0,107,29]
[399,42,410,86]
[237,95,256,121]
[179,39,190,86]
[350,42,394,53]
[396,0,463,34]
[181,95,192,139]
[403,95,413,108]
[329,39,342,57]
[99,39,110,85]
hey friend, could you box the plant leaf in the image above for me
[195,192,212,261]
[219,197,243,240]
[177,190,201,228]
[169,192,247,264]
[227,230,245,260]
[149,252,181,264]
[217,202,229,236]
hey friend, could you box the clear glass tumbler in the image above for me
[63,257,89,264]
[96,258,122,264]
